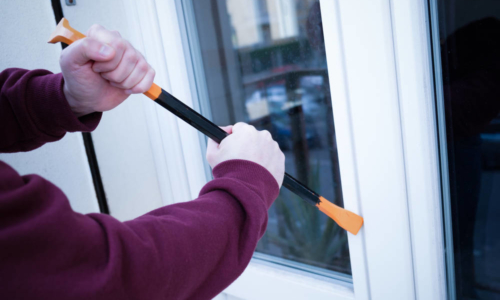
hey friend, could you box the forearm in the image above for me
[0,68,101,153]
[0,159,278,300]
[128,160,278,299]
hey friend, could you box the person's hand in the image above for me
[59,24,155,117]
[206,123,285,188]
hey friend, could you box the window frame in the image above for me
[154,0,445,298]
[150,0,447,298]
[69,0,448,298]
[321,1,447,298]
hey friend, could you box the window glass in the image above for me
[433,1,500,298]
[188,0,350,274]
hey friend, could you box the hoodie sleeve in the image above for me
[0,68,101,153]
[0,159,279,300]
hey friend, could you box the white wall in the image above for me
[0,1,99,214]
[60,0,169,220]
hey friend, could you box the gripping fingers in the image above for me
[100,48,139,83]
[232,122,255,134]
[220,125,233,135]
[60,37,115,67]
[109,60,150,92]
[260,130,272,140]
[127,67,155,94]
[86,25,152,91]
[206,126,233,167]
[205,138,219,166]
[88,24,127,73]
[92,40,126,73]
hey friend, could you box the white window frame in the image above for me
[65,0,448,299]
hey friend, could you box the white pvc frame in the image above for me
[321,1,446,299]
[68,0,448,298]
[157,0,447,298]
[145,0,448,299]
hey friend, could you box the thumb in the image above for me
[206,126,232,166]
[220,125,233,134]
[63,37,115,66]
[206,137,220,167]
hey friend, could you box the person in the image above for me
[0,24,285,299]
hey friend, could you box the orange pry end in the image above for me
[48,18,86,45]
[316,197,363,235]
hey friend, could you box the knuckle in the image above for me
[145,72,155,86]
[87,24,101,36]
[110,74,123,83]
[122,82,133,89]
[111,30,122,37]
[245,125,256,134]
[114,39,127,52]
[124,52,138,66]
[233,122,247,133]
[139,62,149,72]
[81,38,91,49]
[136,50,145,60]
[115,73,128,83]
[134,82,147,93]
[80,38,95,54]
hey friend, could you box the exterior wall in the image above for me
[267,0,299,40]
[226,0,262,47]
[60,0,168,221]
[0,1,99,214]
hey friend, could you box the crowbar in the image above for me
[48,18,364,235]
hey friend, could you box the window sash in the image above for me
[77,0,449,298]
[151,0,446,298]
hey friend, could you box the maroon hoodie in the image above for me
[0,68,279,300]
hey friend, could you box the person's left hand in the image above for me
[60,24,155,117]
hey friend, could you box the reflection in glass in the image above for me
[435,1,500,298]
[189,0,350,274]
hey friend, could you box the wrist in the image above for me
[63,83,93,117]
[209,159,280,208]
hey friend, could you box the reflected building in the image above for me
[191,0,350,274]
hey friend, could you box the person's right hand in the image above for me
[206,123,285,188]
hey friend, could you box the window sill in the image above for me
[223,256,354,300]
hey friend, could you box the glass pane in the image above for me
[432,1,500,299]
[186,0,350,274]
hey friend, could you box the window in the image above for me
[430,1,500,299]
[64,0,452,298]
[183,0,350,275]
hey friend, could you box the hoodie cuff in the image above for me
[26,72,101,137]
[210,159,280,209]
